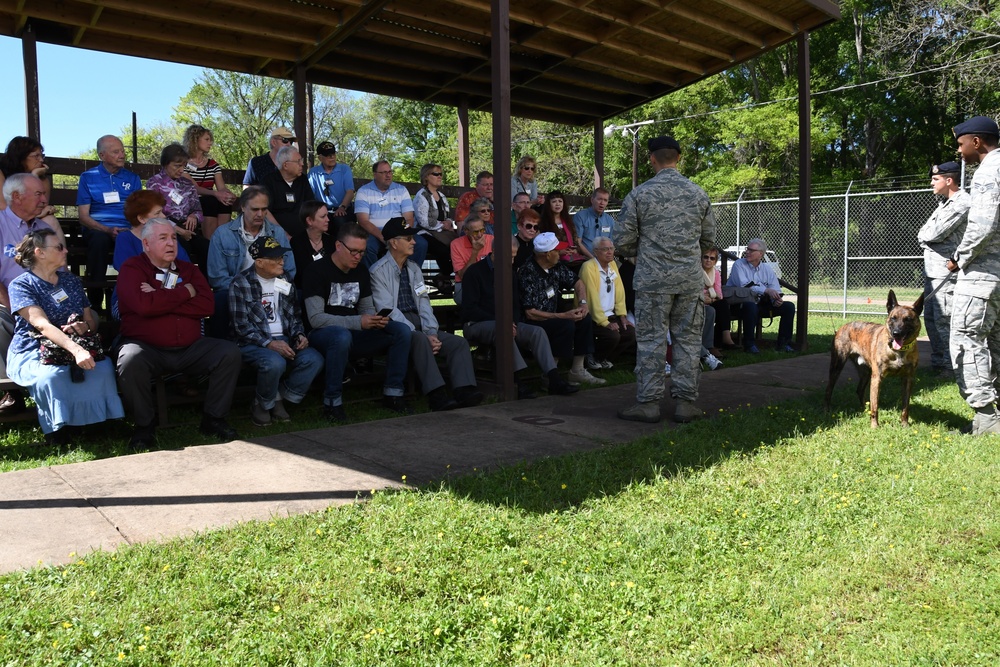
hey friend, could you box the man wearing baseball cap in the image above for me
[947,115,1000,434]
[308,141,356,228]
[917,161,969,374]
[243,127,297,187]
[370,218,483,411]
[229,236,324,427]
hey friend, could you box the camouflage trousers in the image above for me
[924,274,956,371]
[950,279,1000,409]
[634,291,703,403]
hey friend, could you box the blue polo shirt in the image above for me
[573,207,616,254]
[354,181,413,229]
[76,163,142,229]
[308,163,355,208]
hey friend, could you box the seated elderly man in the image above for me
[726,238,794,353]
[579,236,636,369]
[450,213,493,305]
[462,235,577,397]
[354,160,427,267]
[262,145,315,238]
[76,134,142,310]
[518,232,604,386]
[116,219,243,449]
[303,223,412,422]
[207,186,295,338]
[370,218,483,411]
[229,236,324,427]
[0,173,58,412]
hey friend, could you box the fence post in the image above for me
[841,181,853,318]
[735,188,745,249]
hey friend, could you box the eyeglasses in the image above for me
[467,228,486,236]
[747,248,763,254]
[28,152,44,160]
[605,275,613,293]
[44,243,65,252]
[376,170,393,175]
[597,246,616,252]
[702,254,718,261]
[523,223,538,230]
[430,172,443,177]
[342,245,366,257]
[523,166,535,171]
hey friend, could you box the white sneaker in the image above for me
[601,359,614,369]
[585,354,603,371]
[568,368,607,386]
[664,362,672,377]
[703,353,723,370]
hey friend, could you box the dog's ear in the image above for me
[911,291,925,316]
[887,289,898,313]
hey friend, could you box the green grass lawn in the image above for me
[2,310,996,665]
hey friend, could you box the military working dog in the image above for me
[825,290,925,428]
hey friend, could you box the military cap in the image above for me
[382,217,417,241]
[930,161,961,176]
[953,116,999,139]
[249,236,291,260]
[647,136,681,153]
[316,141,337,156]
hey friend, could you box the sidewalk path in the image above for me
[0,345,927,574]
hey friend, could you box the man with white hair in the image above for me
[726,237,794,354]
[261,145,315,238]
[116,219,242,449]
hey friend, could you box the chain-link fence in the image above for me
[713,187,938,316]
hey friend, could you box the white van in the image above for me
[723,245,782,280]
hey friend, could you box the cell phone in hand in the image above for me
[377,308,392,317]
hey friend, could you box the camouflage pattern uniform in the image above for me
[950,149,1000,409]
[917,189,970,370]
[614,168,716,404]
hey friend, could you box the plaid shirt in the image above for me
[228,266,305,347]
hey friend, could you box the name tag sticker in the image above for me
[602,225,611,234]
[274,278,292,296]
[377,198,387,206]
[312,252,324,262]
[103,191,120,204]
[545,287,556,299]
[161,271,179,289]
[285,193,295,204]
[169,190,183,205]
[51,288,69,304]
[414,283,430,296]
[325,179,334,186]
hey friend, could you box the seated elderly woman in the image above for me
[110,190,190,319]
[146,143,204,262]
[0,136,64,237]
[6,229,124,443]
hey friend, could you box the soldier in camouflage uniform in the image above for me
[614,136,716,424]
[917,161,969,374]
[946,116,1000,435]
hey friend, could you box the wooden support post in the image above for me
[458,99,470,188]
[294,65,308,163]
[22,24,41,141]
[593,120,605,190]
[796,31,811,351]
[491,0,515,401]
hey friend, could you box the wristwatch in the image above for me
[579,299,587,305]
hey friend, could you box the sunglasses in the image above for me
[702,254,718,261]
[522,223,538,230]
[279,137,293,144]
[523,166,535,171]
[430,171,443,177]
[605,275,613,293]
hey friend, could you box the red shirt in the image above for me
[118,253,214,347]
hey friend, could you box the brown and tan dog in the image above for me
[825,290,925,428]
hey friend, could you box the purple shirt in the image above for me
[146,171,204,225]
[0,206,53,288]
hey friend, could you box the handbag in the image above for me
[28,313,105,366]
[722,285,757,305]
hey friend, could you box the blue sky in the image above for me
[0,36,204,157]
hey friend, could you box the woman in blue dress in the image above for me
[6,229,124,443]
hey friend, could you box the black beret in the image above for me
[647,136,681,153]
[953,116,999,138]
[930,161,961,176]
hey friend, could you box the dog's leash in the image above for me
[925,274,957,301]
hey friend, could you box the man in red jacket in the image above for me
[116,218,242,449]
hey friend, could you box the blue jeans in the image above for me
[364,234,428,269]
[733,298,795,348]
[308,323,411,406]
[239,336,325,408]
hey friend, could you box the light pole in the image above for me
[604,120,654,189]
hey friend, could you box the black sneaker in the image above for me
[453,385,484,408]
[546,371,579,395]
[199,416,238,441]
[428,388,459,412]
[517,383,538,400]
[127,424,156,452]
[323,404,348,424]
[381,396,413,415]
